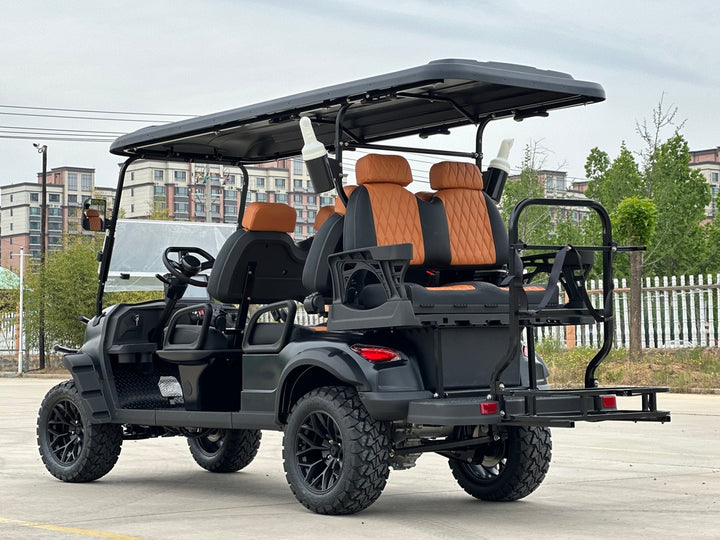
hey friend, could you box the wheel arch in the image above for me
[277,359,366,424]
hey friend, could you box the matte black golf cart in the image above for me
[37,59,670,515]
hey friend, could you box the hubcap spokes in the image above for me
[47,399,84,464]
[295,411,343,493]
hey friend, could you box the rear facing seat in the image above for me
[328,154,557,329]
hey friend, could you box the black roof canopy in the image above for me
[110,59,605,164]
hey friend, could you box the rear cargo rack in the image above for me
[500,386,671,427]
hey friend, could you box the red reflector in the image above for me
[480,401,499,415]
[351,345,400,363]
[601,395,617,409]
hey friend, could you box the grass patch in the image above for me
[537,343,720,392]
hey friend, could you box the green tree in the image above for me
[614,197,658,356]
[500,144,553,246]
[585,143,645,213]
[642,134,710,277]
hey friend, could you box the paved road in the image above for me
[1,378,718,539]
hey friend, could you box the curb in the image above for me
[0,372,68,379]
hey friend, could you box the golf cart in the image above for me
[37,59,669,515]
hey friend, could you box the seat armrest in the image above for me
[328,243,413,306]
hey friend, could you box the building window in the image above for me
[293,158,304,176]
[130,172,135,181]
[211,187,221,197]
[154,170,164,181]
[30,235,39,245]
[9,209,12,217]
[49,194,60,203]
[224,205,237,216]
[30,193,38,202]
[275,178,286,189]
[294,179,303,190]
[68,173,78,191]
[256,192,267,202]
[154,185,165,196]
[320,196,333,206]
[174,170,187,182]
[293,194,303,204]
[713,172,719,184]
[307,195,316,204]
[175,202,188,213]
[81,173,92,191]
[68,208,77,217]
[256,177,265,188]
[49,208,61,216]
[276,193,288,203]
[225,174,235,186]
[30,207,40,215]
[307,210,316,221]
[130,204,135,213]
[50,236,61,245]
[211,204,220,215]
[176,186,188,197]
[29,220,40,230]
[49,222,62,231]
[294,225,303,235]
[9,223,12,231]
[10,194,13,202]
[68,194,77,204]
[224,189,235,200]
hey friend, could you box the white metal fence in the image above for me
[537,274,720,349]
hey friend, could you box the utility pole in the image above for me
[33,143,47,370]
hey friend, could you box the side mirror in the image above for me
[82,198,107,232]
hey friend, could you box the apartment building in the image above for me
[689,147,720,220]
[120,157,335,241]
[0,167,111,273]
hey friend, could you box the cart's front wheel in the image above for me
[188,428,261,473]
[282,386,390,515]
[449,426,551,501]
[37,380,123,482]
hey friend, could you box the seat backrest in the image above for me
[301,186,356,296]
[429,161,508,268]
[344,154,427,265]
[207,202,309,304]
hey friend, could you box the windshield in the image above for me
[106,219,236,292]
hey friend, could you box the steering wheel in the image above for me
[162,246,215,288]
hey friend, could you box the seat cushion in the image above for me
[358,281,557,310]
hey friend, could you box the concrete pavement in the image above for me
[1,378,718,539]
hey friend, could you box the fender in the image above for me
[63,352,113,423]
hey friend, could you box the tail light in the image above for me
[480,401,499,415]
[351,345,401,363]
[601,395,617,409]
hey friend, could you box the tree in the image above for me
[585,143,645,213]
[641,134,710,277]
[614,198,658,357]
[500,143,553,247]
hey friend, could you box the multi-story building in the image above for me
[506,169,590,227]
[689,147,720,220]
[120,157,335,241]
[0,167,110,273]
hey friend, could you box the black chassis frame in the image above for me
[65,60,668,453]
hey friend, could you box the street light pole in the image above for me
[33,143,47,370]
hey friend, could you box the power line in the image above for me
[0,104,194,118]
[0,125,126,135]
[0,135,114,143]
[0,111,174,123]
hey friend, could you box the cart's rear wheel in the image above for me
[282,386,390,515]
[188,428,261,473]
[37,380,122,482]
[449,426,551,501]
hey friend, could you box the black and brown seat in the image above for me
[207,201,309,304]
[328,155,560,330]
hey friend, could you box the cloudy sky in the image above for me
[1,0,718,187]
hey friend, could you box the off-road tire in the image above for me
[188,429,261,473]
[449,426,551,501]
[282,386,390,515]
[37,380,123,482]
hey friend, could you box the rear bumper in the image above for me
[396,386,671,427]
